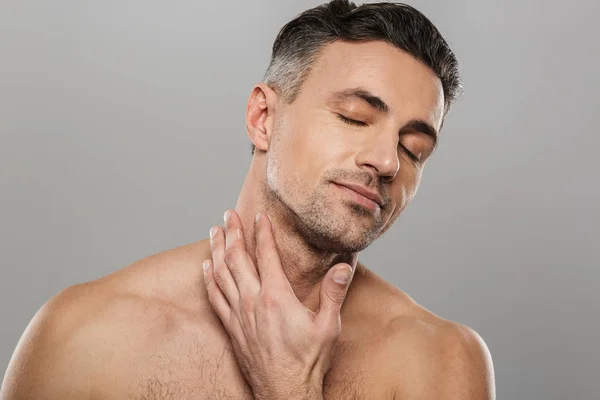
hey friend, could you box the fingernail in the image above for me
[210,226,218,239]
[333,268,352,284]
[224,210,231,226]
[203,259,210,271]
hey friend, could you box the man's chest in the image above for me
[118,339,394,400]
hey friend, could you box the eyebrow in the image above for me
[328,87,439,146]
[329,87,389,113]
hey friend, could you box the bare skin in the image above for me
[1,40,495,399]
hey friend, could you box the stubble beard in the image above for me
[265,150,382,254]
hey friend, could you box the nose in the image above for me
[355,132,400,182]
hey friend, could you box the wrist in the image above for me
[251,368,325,400]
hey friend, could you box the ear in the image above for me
[246,83,278,153]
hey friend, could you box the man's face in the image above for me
[264,40,444,253]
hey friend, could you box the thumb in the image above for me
[315,264,354,331]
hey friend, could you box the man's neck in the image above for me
[234,203,359,313]
[234,171,359,313]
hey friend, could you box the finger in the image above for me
[315,263,354,334]
[223,210,261,295]
[202,258,232,325]
[209,225,240,307]
[254,212,289,291]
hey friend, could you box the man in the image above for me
[1,0,495,399]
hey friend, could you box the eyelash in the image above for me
[336,114,420,162]
[337,114,367,126]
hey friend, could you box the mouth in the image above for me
[332,182,382,211]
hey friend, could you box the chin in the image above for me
[327,226,380,253]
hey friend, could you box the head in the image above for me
[245,0,462,254]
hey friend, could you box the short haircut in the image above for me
[252,0,462,154]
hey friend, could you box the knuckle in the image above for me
[325,289,346,305]
[240,295,255,315]
[223,247,238,265]
[213,267,229,289]
[254,244,271,261]
[205,279,218,297]
[259,290,279,309]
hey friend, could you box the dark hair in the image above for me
[251,0,462,154]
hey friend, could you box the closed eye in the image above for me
[398,143,419,162]
[338,113,420,162]
[337,114,367,126]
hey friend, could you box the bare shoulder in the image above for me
[385,299,495,398]
[351,265,495,399]
[1,280,116,399]
[385,313,496,399]
[1,240,213,400]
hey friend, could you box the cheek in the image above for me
[268,122,321,189]
[283,118,339,172]
[392,165,423,208]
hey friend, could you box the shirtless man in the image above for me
[1,1,495,399]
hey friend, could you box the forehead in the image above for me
[300,40,444,127]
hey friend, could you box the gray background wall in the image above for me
[1,1,598,399]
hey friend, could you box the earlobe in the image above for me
[246,83,277,153]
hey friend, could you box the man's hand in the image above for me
[202,209,354,400]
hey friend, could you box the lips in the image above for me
[333,182,384,208]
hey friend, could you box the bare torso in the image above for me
[2,240,456,399]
